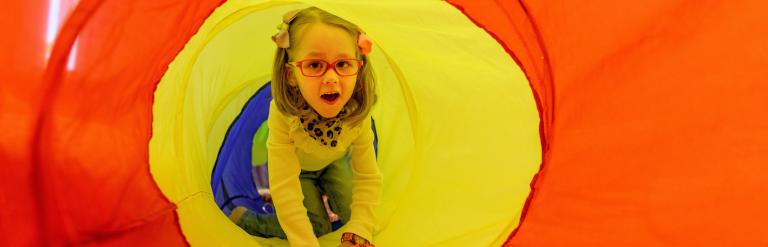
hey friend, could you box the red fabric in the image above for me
[449,0,768,246]
[1,0,223,246]
[0,1,49,245]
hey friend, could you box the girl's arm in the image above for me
[344,117,383,242]
[267,102,320,247]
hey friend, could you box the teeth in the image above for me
[321,92,339,101]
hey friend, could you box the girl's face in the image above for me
[288,23,358,118]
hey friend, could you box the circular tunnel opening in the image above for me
[149,1,540,246]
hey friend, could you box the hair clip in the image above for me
[358,33,372,56]
[272,9,301,48]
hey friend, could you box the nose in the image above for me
[322,67,340,84]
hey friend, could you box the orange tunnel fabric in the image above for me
[1,0,223,245]
[1,1,49,245]
[450,0,768,246]
[3,0,768,246]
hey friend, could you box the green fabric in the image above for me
[252,122,269,167]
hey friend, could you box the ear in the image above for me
[285,64,297,86]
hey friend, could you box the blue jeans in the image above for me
[236,155,353,238]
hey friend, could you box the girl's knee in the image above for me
[307,210,332,236]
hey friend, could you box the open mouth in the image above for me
[320,92,340,103]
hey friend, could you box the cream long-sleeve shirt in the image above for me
[267,100,382,247]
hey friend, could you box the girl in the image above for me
[229,7,382,247]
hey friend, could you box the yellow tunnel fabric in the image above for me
[149,1,540,246]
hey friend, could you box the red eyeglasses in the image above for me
[288,58,364,77]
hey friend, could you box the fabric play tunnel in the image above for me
[2,0,768,246]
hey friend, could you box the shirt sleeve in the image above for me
[267,102,320,247]
[344,116,384,241]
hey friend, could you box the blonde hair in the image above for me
[271,7,376,127]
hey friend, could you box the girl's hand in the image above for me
[339,232,374,247]
[256,188,272,202]
[338,241,356,247]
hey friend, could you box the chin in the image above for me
[318,108,343,118]
[313,97,349,118]
[317,111,334,118]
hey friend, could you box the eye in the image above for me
[302,60,326,73]
[336,60,351,68]
[308,61,322,69]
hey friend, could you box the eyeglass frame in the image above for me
[287,58,364,77]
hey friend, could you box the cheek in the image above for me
[297,82,316,96]
[300,81,327,100]
[342,77,358,92]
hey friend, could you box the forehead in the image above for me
[292,23,356,60]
